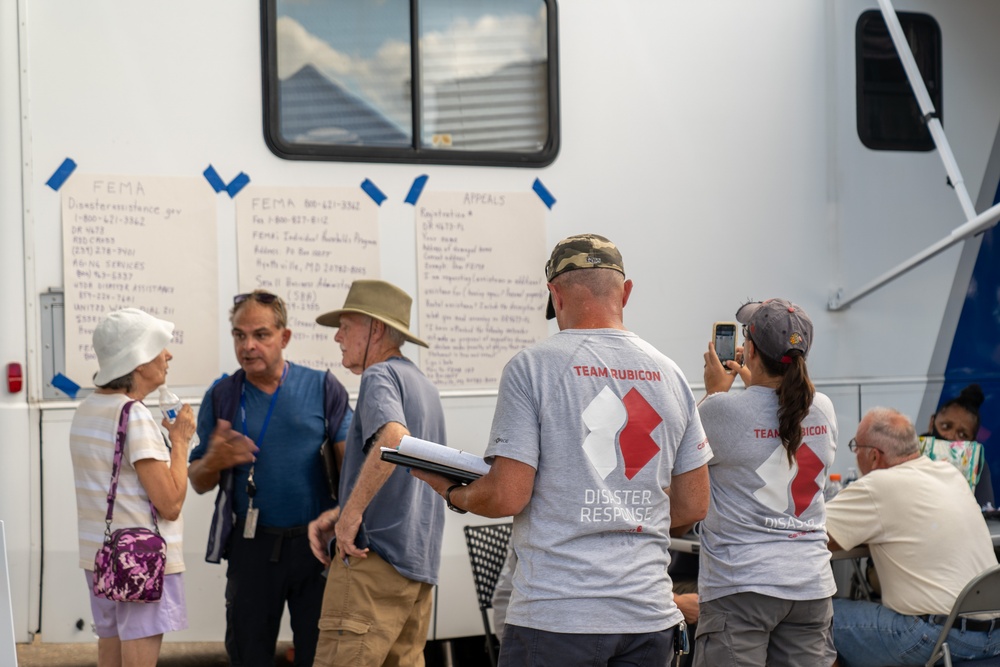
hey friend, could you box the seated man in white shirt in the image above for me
[825,407,1000,667]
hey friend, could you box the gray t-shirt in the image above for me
[339,356,446,585]
[485,329,711,634]
[698,386,838,602]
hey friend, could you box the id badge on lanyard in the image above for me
[244,508,260,538]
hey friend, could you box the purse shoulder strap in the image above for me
[104,400,160,536]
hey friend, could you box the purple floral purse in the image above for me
[92,400,167,603]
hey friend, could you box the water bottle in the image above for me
[158,385,183,422]
[824,473,843,501]
[844,467,859,487]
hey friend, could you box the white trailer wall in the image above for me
[3,0,999,644]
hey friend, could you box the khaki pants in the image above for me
[315,551,433,667]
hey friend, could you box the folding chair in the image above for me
[924,564,1000,667]
[463,523,513,667]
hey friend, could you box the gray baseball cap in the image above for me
[736,298,813,361]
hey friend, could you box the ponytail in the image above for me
[755,342,815,466]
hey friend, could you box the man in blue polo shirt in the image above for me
[189,290,351,667]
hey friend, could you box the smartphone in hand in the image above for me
[713,322,738,366]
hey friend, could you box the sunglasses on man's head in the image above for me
[233,292,279,306]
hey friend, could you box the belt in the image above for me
[259,525,308,539]
[234,517,309,539]
[234,518,308,562]
[919,615,998,633]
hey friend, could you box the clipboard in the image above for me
[380,450,483,484]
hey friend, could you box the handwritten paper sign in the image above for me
[61,174,218,388]
[235,186,380,387]
[416,191,548,389]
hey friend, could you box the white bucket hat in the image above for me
[92,308,175,386]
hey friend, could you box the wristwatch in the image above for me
[445,484,467,514]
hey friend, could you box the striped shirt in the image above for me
[70,392,184,574]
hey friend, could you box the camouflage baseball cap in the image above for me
[544,234,625,319]
[736,298,813,361]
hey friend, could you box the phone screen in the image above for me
[714,324,737,363]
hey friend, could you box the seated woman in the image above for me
[921,383,994,508]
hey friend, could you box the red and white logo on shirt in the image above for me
[753,444,825,517]
[582,386,662,480]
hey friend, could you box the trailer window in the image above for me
[856,10,941,152]
[262,0,559,167]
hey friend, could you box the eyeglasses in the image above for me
[234,292,279,306]
[848,438,882,454]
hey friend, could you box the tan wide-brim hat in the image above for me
[316,279,428,348]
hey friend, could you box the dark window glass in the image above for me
[856,10,941,151]
[262,0,559,167]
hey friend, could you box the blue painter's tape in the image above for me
[203,165,226,193]
[532,178,556,209]
[226,172,250,198]
[46,158,77,191]
[361,178,387,206]
[51,373,81,399]
[404,175,429,205]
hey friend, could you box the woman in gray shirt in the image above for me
[694,299,838,667]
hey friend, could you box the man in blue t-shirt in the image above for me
[189,290,351,667]
[308,280,446,667]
